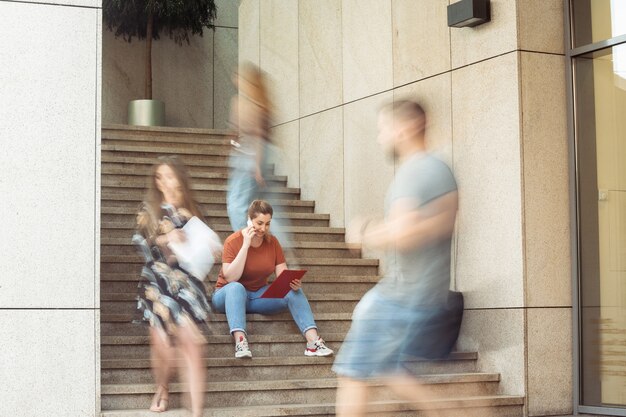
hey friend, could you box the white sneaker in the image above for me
[305,337,334,357]
[235,336,252,358]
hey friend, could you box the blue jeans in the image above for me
[211,282,318,335]
[227,153,259,232]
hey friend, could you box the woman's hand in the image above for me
[242,225,255,249]
[254,166,266,187]
[166,229,186,244]
[155,229,185,248]
[290,278,302,292]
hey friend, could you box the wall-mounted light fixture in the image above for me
[447,0,490,28]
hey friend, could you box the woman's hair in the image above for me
[247,200,274,242]
[248,199,273,220]
[140,156,204,235]
[238,62,272,112]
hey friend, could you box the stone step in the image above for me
[101,292,363,315]
[102,181,299,195]
[101,193,315,213]
[102,125,233,145]
[100,274,380,294]
[99,257,379,277]
[102,154,235,171]
[101,356,336,385]
[100,396,525,417]
[103,160,231,175]
[101,352,479,384]
[101,334,349,360]
[100,255,377,266]
[102,142,233,156]
[103,231,347,245]
[102,150,229,166]
[100,206,319,219]
[102,183,297,197]
[102,172,287,188]
[102,164,285,181]
[100,207,327,227]
[102,240,356,258]
[101,374,502,410]
[102,221,346,240]
[103,141,231,155]
[100,205,330,227]
[101,332,474,360]
[101,176,297,193]
[101,185,300,201]
[101,313,353,336]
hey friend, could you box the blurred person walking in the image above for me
[226,62,272,232]
[226,62,296,251]
[133,156,217,417]
[333,100,459,417]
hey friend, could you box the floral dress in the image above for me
[133,203,212,344]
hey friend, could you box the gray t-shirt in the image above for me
[378,152,458,308]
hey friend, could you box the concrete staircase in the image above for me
[99,125,525,416]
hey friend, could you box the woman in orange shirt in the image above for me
[212,200,333,358]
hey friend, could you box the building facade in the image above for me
[240,1,570,414]
[1,0,625,416]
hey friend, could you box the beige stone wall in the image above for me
[240,1,572,415]
[0,1,102,415]
[102,0,237,129]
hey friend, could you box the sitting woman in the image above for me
[212,199,333,358]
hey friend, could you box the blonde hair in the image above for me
[238,62,272,112]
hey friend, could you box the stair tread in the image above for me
[103,312,353,323]
[101,168,287,182]
[102,373,501,395]
[102,155,231,167]
[101,207,325,219]
[102,292,365,302]
[102,181,300,194]
[102,356,334,368]
[101,222,344,233]
[103,124,233,137]
[101,333,350,345]
[101,239,350,249]
[102,143,231,157]
[101,192,314,206]
[100,255,377,265]
[101,274,381,282]
[102,352,478,368]
[100,396,525,416]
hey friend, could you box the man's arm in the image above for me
[361,191,458,253]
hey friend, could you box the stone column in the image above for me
[0,1,102,416]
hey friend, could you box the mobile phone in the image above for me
[247,217,253,227]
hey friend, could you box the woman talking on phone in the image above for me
[212,199,333,358]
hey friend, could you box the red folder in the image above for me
[260,270,307,298]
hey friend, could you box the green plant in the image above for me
[103,0,217,99]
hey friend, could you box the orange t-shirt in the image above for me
[215,231,286,291]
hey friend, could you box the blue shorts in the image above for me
[332,287,442,379]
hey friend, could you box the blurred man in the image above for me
[333,100,459,416]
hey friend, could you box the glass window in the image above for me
[577,44,626,407]
[573,0,626,48]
